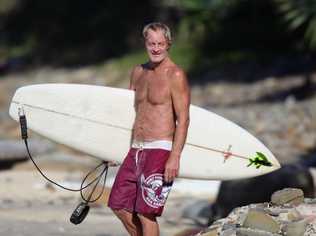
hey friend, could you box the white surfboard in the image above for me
[9,84,280,180]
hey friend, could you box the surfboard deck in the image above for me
[9,84,280,180]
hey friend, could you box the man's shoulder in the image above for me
[167,64,187,81]
[130,64,145,80]
[131,64,144,74]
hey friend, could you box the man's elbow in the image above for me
[178,116,190,129]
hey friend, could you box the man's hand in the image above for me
[107,161,120,167]
[164,153,180,183]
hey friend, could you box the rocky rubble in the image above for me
[0,139,55,161]
[196,188,316,236]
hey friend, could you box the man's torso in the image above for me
[132,62,178,142]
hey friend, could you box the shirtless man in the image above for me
[108,22,190,236]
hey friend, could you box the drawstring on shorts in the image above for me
[132,140,172,167]
[135,145,143,166]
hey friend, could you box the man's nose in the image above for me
[152,44,161,51]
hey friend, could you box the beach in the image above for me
[0,150,217,236]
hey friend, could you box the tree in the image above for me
[275,0,316,50]
[274,0,316,99]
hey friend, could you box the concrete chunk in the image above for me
[284,219,307,236]
[271,188,304,205]
[236,228,281,236]
[242,210,280,233]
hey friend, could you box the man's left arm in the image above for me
[164,69,190,183]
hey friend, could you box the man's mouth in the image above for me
[151,51,160,56]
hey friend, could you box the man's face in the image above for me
[145,29,169,64]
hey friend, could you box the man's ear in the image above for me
[167,42,172,51]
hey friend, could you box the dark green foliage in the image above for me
[275,0,316,50]
[1,0,158,65]
[0,0,315,73]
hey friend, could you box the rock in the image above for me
[0,139,55,170]
[284,219,307,236]
[304,198,316,204]
[242,210,280,233]
[236,228,280,236]
[220,229,235,236]
[305,223,316,235]
[196,226,220,236]
[199,229,218,236]
[0,139,55,161]
[208,164,314,224]
[175,228,205,236]
[263,207,288,217]
[182,200,212,226]
[196,188,316,236]
[271,188,304,205]
[295,203,316,224]
[278,208,302,221]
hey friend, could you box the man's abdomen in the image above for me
[133,104,175,141]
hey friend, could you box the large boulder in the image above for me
[0,139,55,170]
[197,188,316,236]
[208,163,314,224]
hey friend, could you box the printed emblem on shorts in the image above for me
[141,174,172,208]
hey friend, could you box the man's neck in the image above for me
[148,57,170,70]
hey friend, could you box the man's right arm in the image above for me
[129,65,143,90]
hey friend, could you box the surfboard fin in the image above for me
[247,152,273,169]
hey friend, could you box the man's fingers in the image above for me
[164,169,177,183]
[165,175,173,183]
[164,172,169,182]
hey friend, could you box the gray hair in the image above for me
[142,22,172,45]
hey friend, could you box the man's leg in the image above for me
[113,209,142,236]
[138,213,159,236]
[133,148,173,236]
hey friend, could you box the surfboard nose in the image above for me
[9,85,29,121]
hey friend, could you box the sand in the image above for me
[0,155,216,236]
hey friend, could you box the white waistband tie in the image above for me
[132,140,172,151]
[132,140,173,166]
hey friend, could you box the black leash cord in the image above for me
[19,112,108,203]
[81,164,107,203]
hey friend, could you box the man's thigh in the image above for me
[135,149,173,217]
[108,148,138,212]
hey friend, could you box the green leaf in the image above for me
[288,15,308,29]
[274,0,316,49]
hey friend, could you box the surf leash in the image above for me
[18,108,109,225]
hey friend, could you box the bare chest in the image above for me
[134,71,171,105]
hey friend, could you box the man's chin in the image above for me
[149,56,165,64]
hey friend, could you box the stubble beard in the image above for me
[148,53,169,69]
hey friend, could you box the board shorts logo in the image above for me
[141,174,172,208]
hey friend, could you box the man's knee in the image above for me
[137,213,157,223]
[113,209,142,235]
[113,209,132,222]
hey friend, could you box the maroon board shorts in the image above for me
[108,140,173,216]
